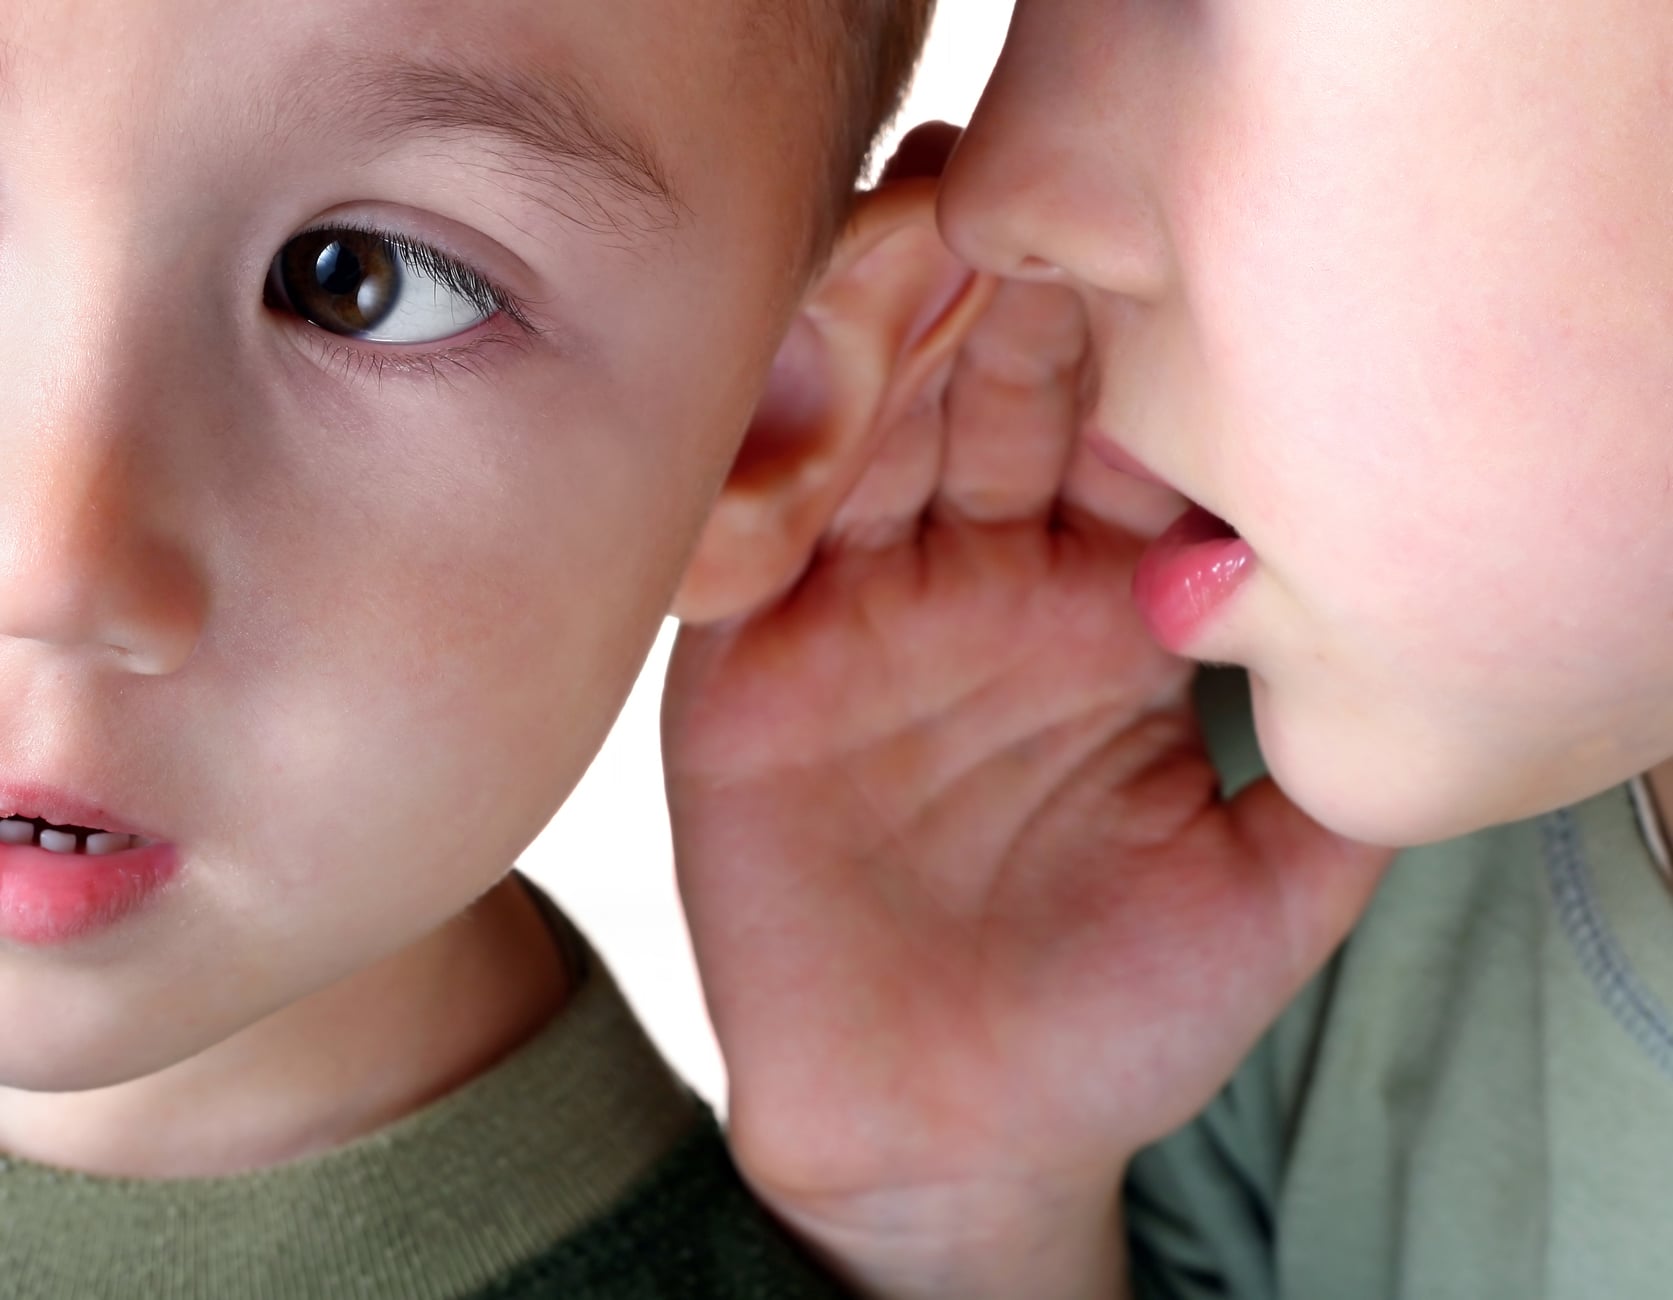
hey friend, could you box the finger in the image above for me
[1228,775,1396,988]
[932,280,1088,524]
[826,356,950,551]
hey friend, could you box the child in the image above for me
[662,4,1673,1297]
[0,0,963,1295]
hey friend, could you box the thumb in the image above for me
[1229,776,1396,989]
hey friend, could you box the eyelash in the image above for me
[303,331,529,386]
[272,220,542,383]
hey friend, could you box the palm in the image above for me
[664,279,1387,1215]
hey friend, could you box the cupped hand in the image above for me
[663,165,1391,1294]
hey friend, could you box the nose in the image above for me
[0,379,207,677]
[938,0,1172,299]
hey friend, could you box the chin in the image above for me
[0,984,215,1094]
[0,1042,172,1097]
[1284,771,1489,849]
[1250,683,1530,848]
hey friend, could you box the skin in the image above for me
[665,130,1386,1300]
[939,0,1673,847]
[0,0,829,1176]
[663,3,1673,1288]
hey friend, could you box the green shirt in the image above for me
[1127,672,1673,1299]
[0,901,848,1300]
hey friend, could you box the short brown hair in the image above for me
[743,0,936,263]
[832,0,938,190]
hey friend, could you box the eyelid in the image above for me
[267,217,556,387]
[285,218,540,337]
[299,328,535,386]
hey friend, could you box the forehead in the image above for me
[0,0,765,81]
[0,0,825,226]
[0,0,846,297]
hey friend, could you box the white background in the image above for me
[520,3,1016,1106]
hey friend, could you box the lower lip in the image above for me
[0,842,180,947]
[1132,505,1257,653]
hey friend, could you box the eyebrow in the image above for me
[327,53,685,241]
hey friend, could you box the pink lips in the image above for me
[1132,506,1256,653]
[0,785,178,947]
[0,842,178,946]
[1085,432,1258,652]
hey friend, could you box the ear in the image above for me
[673,174,994,624]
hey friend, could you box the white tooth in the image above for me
[38,829,78,855]
[0,819,33,845]
[85,832,132,857]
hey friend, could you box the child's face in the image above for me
[943,0,1673,843]
[0,0,830,1088]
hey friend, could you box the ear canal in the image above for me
[673,178,994,626]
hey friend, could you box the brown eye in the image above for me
[277,229,400,335]
[269,227,496,344]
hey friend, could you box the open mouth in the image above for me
[1170,501,1243,545]
[1131,503,1259,653]
[0,815,143,856]
[1197,507,1240,541]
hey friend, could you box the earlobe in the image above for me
[674,177,995,624]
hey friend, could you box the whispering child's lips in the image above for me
[1131,505,1257,654]
[1082,432,1257,652]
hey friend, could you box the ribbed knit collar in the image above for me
[0,900,702,1300]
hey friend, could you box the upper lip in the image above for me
[1083,428,1242,533]
[1086,435,1176,492]
[0,781,160,838]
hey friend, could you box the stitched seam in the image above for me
[1543,808,1673,1078]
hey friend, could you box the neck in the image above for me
[0,875,567,1179]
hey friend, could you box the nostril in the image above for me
[1016,255,1067,281]
[0,538,207,677]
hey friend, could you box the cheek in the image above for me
[1179,29,1673,658]
[186,218,785,962]
[1127,0,1673,832]
[1205,247,1673,834]
[215,383,732,912]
